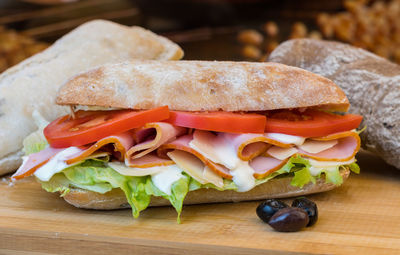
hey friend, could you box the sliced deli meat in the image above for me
[158,134,232,179]
[201,132,296,162]
[125,153,174,168]
[250,156,287,179]
[11,147,64,180]
[65,132,135,164]
[298,131,360,161]
[222,133,270,161]
[126,122,186,159]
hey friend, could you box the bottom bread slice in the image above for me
[62,168,350,210]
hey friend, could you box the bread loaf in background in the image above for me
[268,39,400,169]
[0,19,183,176]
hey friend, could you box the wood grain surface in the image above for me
[0,150,399,255]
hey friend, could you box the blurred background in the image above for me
[0,0,399,72]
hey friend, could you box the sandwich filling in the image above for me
[12,107,362,221]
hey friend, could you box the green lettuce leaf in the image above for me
[321,167,343,186]
[145,175,190,223]
[23,110,49,155]
[355,125,367,135]
[62,160,151,218]
[38,173,71,196]
[125,176,151,216]
[348,162,360,174]
[291,167,316,187]
[38,173,113,195]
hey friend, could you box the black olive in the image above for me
[256,199,289,223]
[292,197,318,227]
[268,207,309,232]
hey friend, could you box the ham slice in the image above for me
[158,134,232,179]
[250,156,288,179]
[297,131,360,161]
[11,147,64,180]
[221,132,297,162]
[298,134,360,161]
[65,132,134,165]
[126,122,186,160]
[125,153,174,168]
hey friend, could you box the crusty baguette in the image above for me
[268,39,400,169]
[0,20,183,176]
[56,60,349,112]
[62,168,349,210]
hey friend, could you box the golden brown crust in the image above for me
[56,60,349,112]
[62,168,350,210]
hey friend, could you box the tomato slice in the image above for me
[264,110,363,137]
[44,106,169,148]
[166,111,266,133]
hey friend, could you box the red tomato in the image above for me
[264,110,363,137]
[44,106,169,148]
[166,111,266,133]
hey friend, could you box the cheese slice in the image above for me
[167,150,208,184]
[203,166,224,188]
[107,161,167,176]
[307,158,355,176]
[267,146,298,160]
[189,130,256,191]
[151,165,183,195]
[308,158,355,168]
[298,139,338,154]
[189,130,238,169]
[265,133,306,146]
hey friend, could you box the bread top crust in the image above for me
[56,60,349,112]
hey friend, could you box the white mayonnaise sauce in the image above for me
[230,161,255,192]
[34,147,82,181]
[151,165,183,195]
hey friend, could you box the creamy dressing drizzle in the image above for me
[151,165,183,195]
[34,147,82,181]
[230,161,255,192]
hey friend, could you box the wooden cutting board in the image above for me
[1,150,399,255]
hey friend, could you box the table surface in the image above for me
[0,150,399,255]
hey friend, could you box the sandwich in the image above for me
[0,20,183,176]
[11,60,363,220]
